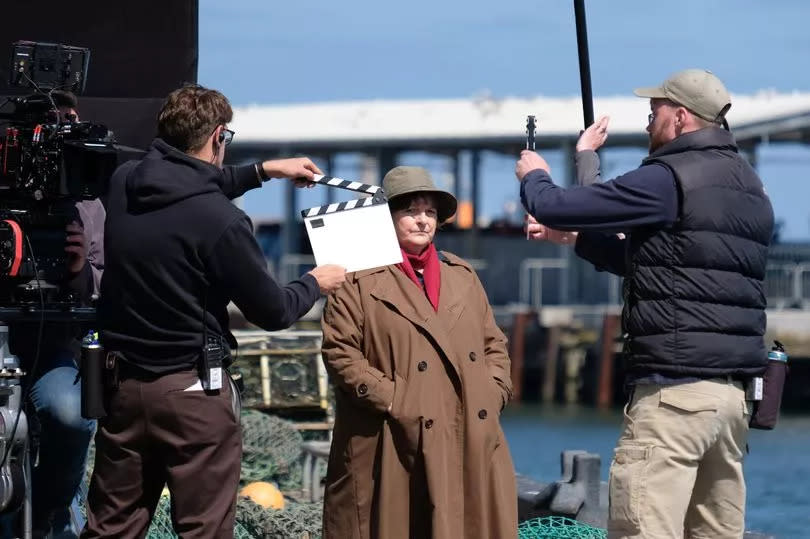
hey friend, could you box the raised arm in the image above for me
[519,163,678,233]
[207,217,343,330]
[574,116,609,185]
[220,157,324,200]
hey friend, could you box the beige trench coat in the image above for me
[321,251,518,539]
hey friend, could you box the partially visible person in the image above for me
[53,89,80,123]
[3,89,104,539]
[83,84,346,539]
[518,70,774,539]
[320,166,517,539]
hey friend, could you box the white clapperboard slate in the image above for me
[302,175,402,272]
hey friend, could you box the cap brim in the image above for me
[633,86,668,99]
[435,192,458,222]
[388,188,458,223]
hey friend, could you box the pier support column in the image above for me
[323,153,336,205]
[282,146,299,260]
[467,149,482,258]
[596,313,621,409]
[377,148,397,180]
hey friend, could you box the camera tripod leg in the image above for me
[21,446,31,539]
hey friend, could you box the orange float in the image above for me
[240,481,285,510]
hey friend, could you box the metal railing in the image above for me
[278,253,487,281]
[607,273,622,306]
[272,255,802,310]
[518,258,569,309]
[765,263,810,309]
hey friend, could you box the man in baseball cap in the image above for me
[635,68,732,152]
[635,68,732,122]
[516,68,773,538]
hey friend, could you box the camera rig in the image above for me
[0,42,116,535]
[0,41,117,317]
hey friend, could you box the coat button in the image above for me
[357,383,368,396]
[417,361,428,372]
[469,352,477,361]
[424,419,434,429]
[478,409,488,419]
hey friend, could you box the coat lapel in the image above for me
[437,262,466,333]
[369,266,463,378]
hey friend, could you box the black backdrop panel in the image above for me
[0,0,198,148]
[80,97,164,151]
[0,0,198,98]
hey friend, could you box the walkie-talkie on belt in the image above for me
[201,335,224,391]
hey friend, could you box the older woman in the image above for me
[320,166,518,539]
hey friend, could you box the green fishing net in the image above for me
[240,408,305,491]
[518,516,607,539]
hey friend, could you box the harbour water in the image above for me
[502,405,810,537]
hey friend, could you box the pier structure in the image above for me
[226,92,810,408]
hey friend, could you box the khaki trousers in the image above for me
[608,378,750,539]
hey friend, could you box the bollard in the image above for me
[516,450,606,528]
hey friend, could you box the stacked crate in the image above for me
[231,330,329,414]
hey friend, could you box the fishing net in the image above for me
[518,516,607,539]
[235,497,323,539]
[143,495,324,539]
[240,408,305,490]
[145,494,257,539]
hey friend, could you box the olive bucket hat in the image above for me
[382,166,458,223]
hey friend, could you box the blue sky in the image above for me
[199,0,810,239]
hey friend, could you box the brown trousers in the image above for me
[82,365,241,539]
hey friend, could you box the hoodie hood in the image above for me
[125,138,225,212]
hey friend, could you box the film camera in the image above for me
[0,42,116,531]
[0,41,117,311]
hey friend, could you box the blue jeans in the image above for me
[28,350,96,536]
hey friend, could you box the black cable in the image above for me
[20,71,61,123]
[0,74,74,129]
[0,234,45,472]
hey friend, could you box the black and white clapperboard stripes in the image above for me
[300,175,384,217]
[301,174,402,272]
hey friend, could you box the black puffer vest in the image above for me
[624,127,774,377]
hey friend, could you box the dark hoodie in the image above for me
[99,139,320,372]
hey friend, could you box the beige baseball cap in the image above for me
[634,69,731,122]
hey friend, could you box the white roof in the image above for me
[230,91,810,147]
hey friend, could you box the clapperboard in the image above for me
[301,175,402,272]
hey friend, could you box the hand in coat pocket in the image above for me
[387,415,422,470]
[387,374,422,470]
[489,379,506,415]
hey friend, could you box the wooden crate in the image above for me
[231,330,329,412]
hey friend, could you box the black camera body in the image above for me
[0,42,117,310]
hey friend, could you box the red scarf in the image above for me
[396,243,441,311]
